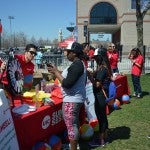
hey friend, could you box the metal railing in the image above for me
[34,55,150,74]
[0,53,149,74]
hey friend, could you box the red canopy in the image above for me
[58,37,75,48]
[0,22,2,33]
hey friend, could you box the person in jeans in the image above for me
[128,48,144,98]
[47,42,86,150]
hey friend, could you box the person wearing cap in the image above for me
[81,43,98,125]
[0,43,37,91]
[47,42,86,150]
[107,43,119,73]
[89,48,112,147]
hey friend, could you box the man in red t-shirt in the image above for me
[0,44,37,91]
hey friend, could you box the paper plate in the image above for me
[12,104,29,114]
[28,105,36,112]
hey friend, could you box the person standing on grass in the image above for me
[128,48,144,98]
[81,43,98,126]
[47,42,86,150]
[89,48,112,147]
[107,43,119,73]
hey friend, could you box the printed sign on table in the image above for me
[0,89,19,150]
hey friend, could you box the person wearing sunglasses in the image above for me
[107,43,119,73]
[0,44,37,91]
[15,44,37,90]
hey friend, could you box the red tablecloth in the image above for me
[12,96,66,150]
[114,75,130,98]
[11,75,129,150]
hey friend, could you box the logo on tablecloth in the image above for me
[42,110,63,129]
[51,109,63,126]
[42,115,51,129]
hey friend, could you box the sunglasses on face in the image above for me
[109,46,115,48]
[29,51,37,56]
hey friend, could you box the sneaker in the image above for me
[62,143,80,150]
[77,144,80,150]
[89,139,108,147]
[147,135,150,138]
[137,94,142,98]
[132,93,137,97]
[89,140,104,147]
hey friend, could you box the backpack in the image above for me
[102,81,117,105]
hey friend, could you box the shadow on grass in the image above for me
[142,91,150,97]
[108,126,131,142]
[79,126,131,150]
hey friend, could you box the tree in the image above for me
[136,0,150,74]
[15,32,28,47]
[136,0,150,50]
[30,36,37,45]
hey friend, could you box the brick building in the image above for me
[76,0,150,52]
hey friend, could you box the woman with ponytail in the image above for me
[89,48,112,147]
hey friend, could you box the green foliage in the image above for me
[79,74,150,150]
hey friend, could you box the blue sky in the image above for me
[0,0,76,40]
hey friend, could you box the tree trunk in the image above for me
[136,17,143,50]
[136,17,145,74]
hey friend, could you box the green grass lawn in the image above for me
[79,74,150,150]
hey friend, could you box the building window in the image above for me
[131,0,136,9]
[90,2,117,24]
[131,0,149,9]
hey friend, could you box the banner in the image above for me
[0,20,2,33]
[84,78,97,122]
[0,89,19,150]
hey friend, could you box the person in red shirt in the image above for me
[88,46,95,59]
[0,58,7,85]
[128,48,144,98]
[81,42,90,68]
[88,46,95,69]
[0,44,37,91]
[107,43,119,73]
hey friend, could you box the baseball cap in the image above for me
[94,48,107,56]
[94,48,99,56]
[67,42,83,56]
[66,42,73,50]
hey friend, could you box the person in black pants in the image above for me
[89,48,112,147]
